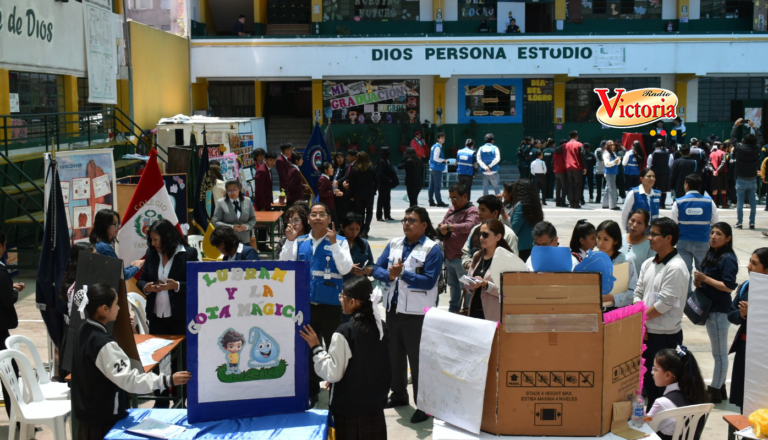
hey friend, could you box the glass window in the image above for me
[565,77,660,123]
[700,0,750,17]
[160,0,170,9]
[7,71,66,141]
[697,77,767,122]
[322,0,419,22]
[574,0,661,19]
[134,0,153,10]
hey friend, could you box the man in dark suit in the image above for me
[0,231,22,418]
[337,149,358,213]
[254,152,277,252]
[670,145,700,198]
[275,142,293,191]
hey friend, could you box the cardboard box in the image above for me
[481,272,643,436]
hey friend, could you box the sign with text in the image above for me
[322,79,420,125]
[83,0,117,104]
[459,78,523,124]
[187,261,310,423]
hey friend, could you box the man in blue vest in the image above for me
[279,203,354,407]
[428,132,449,207]
[670,174,719,296]
[456,139,477,199]
[477,133,502,196]
[373,206,443,424]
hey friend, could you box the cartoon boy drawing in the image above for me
[219,329,245,375]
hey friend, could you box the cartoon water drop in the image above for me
[248,326,281,368]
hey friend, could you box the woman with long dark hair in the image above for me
[622,140,646,190]
[299,276,391,440]
[137,219,199,336]
[349,151,378,238]
[339,213,374,281]
[464,220,525,321]
[621,169,661,230]
[620,208,656,276]
[398,147,423,207]
[510,179,544,261]
[692,222,738,403]
[569,220,596,262]
[596,220,638,308]
[211,179,257,244]
[376,147,398,222]
[90,209,144,279]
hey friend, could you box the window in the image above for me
[134,0,152,10]
[7,71,65,140]
[209,82,256,118]
[322,0,419,22]
[77,78,114,136]
[699,0,751,18]
[160,0,170,9]
[565,77,660,123]
[576,0,661,19]
[697,77,767,122]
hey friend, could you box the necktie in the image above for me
[233,200,240,217]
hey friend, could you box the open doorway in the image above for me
[526,3,554,33]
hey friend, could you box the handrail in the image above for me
[112,107,170,163]
[0,151,45,228]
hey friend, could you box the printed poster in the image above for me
[45,149,117,243]
[83,0,117,104]
[218,153,239,181]
[187,261,310,423]
[322,79,420,125]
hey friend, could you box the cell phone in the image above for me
[744,119,751,124]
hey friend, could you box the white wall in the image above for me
[685,79,698,122]
[420,75,435,123]
[421,0,433,20]
[662,0,677,20]
[660,74,675,91]
[443,0,459,21]
[689,0,701,19]
[445,77,459,124]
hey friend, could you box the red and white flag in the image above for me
[118,149,180,265]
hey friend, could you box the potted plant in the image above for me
[344,130,361,150]
[367,124,385,155]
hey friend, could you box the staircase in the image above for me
[266,24,311,35]
[265,117,313,153]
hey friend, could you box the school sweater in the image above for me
[72,319,173,426]
[311,316,391,416]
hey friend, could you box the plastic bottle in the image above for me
[631,391,645,428]
[279,188,286,204]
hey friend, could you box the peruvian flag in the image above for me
[117,149,181,265]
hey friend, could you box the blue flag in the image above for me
[192,132,212,233]
[36,160,71,348]
[301,123,333,199]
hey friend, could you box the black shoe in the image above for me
[736,224,743,229]
[708,386,723,404]
[385,398,410,409]
[720,384,728,400]
[429,202,436,207]
[750,224,755,230]
[542,202,547,206]
[377,217,384,222]
[410,409,431,424]
[258,246,273,253]
[611,207,621,211]
[437,203,449,208]
[309,393,319,408]
[385,217,395,221]
[571,206,582,209]
[361,232,369,239]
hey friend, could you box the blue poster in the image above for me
[186,261,310,423]
[458,78,523,124]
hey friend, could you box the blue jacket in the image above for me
[345,237,374,282]
[222,244,260,261]
[630,186,661,222]
[297,235,347,305]
[456,147,475,176]
[624,152,641,176]
[479,144,500,173]
[94,241,139,280]
[511,203,534,251]
[676,192,714,243]
[429,143,447,172]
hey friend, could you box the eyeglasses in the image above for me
[401,217,419,225]
[309,213,329,219]
[533,238,555,247]
[648,232,667,238]
[338,294,355,301]
[289,218,302,224]
[479,232,491,239]
[651,366,663,374]
[449,196,460,201]
[111,222,121,228]
[226,189,238,194]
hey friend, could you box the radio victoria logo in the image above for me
[593,88,679,129]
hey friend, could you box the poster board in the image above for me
[459,78,523,124]
[45,150,117,244]
[321,79,420,125]
[217,154,239,181]
[83,0,118,104]
[743,272,768,416]
[186,261,310,423]
[63,251,139,372]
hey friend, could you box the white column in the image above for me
[660,75,675,92]
[420,0,433,21]
[444,0,459,21]
[445,77,459,124]
[662,0,677,19]
[421,75,435,124]
[685,79,698,123]
[689,0,701,19]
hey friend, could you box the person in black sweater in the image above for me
[670,145,700,198]
[376,147,399,222]
[398,147,423,207]
[731,118,763,229]
[728,247,768,411]
[300,276,391,440]
[347,152,378,239]
[0,230,23,419]
[71,283,191,439]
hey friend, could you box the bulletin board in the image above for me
[459,78,523,124]
[186,261,310,423]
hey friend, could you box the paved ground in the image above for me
[2,186,765,439]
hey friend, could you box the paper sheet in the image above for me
[92,173,112,198]
[137,338,174,367]
[417,309,497,434]
[610,263,630,295]
[744,272,768,416]
[72,177,91,200]
[127,417,186,439]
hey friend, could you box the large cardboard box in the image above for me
[481,272,643,436]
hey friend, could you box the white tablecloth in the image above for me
[433,419,662,440]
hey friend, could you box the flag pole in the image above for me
[51,137,56,161]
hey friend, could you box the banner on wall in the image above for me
[186,261,310,423]
[83,0,117,104]
[44,149,117,244]
[458,78,523,124]
[322,79,420,125]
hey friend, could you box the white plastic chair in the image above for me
[648,403,714,440]
[0,349,71,440]
[127,292,150,334]
[5,335,70,401]
[187,234,205,254]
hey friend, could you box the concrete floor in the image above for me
[2,186,764,439]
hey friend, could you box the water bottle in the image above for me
[631,391,645,428]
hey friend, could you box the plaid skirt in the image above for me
[333,411,387,440]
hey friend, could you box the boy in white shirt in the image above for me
[530,150,548,205]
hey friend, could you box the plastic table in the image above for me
[433,418,661,440]
[105,408,330,439]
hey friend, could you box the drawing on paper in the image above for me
[61,181,71,204]
[73,206,93,229]
[72,178,92,200]
[219,329,245,375]
[92,173,112,198]
[214,326,287,383]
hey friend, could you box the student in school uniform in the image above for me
[71,283,191,439]
[300,277,391,440]
[727,247,768,411]
[209,226,260,261]
[530,150,548,205]
[647,347,708,440]
[568,220,596,263]
[596,220,638,308]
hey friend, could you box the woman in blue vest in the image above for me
[279,203,354,407]
[621,169,661,230]
[601,141,621,210]
[456,139,476,198]
[622,141,645,191]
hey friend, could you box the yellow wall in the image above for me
[254,0,268,24]
[312,79,323,125]
[192,80,208,112]
[553,74,570,123]
[434,77,448,123]
[555,0,566,21]
[311,0,322,23]
[254,81,267,117]
[130,21,191,130]
[675,74,696,121]
[200,0,216,34]
[0,69,9,141]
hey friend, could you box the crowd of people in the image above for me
[1,118,767,440]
